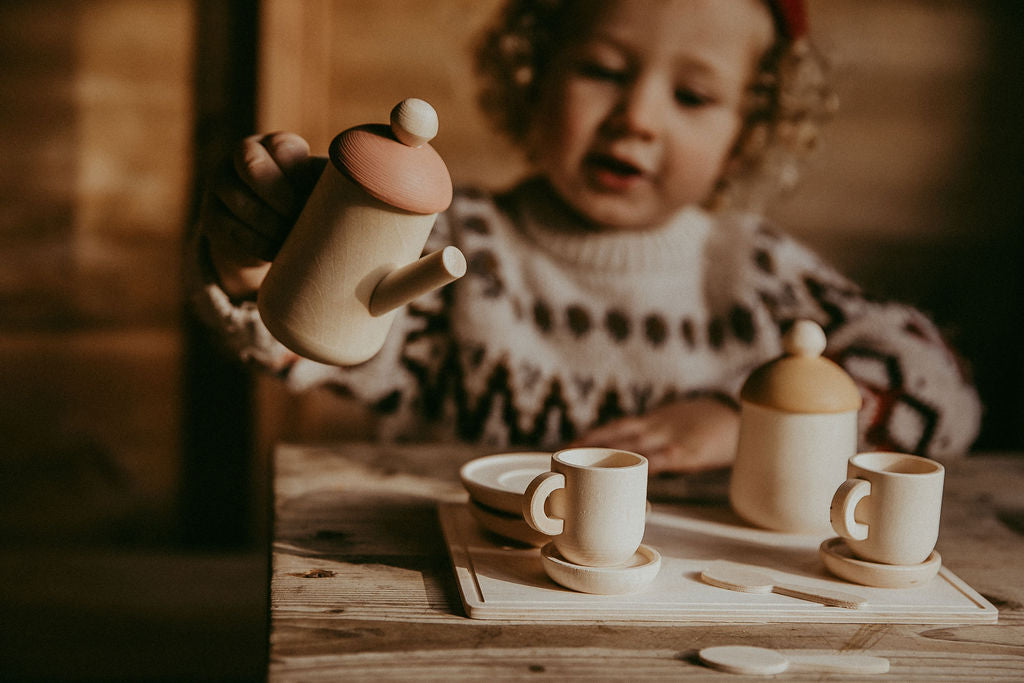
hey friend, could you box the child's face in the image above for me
[528,0,775,228]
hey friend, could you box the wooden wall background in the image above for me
[0,0,1021,548]
[0,0,193,544]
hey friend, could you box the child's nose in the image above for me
[610,77,665,139]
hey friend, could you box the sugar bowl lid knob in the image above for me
[390,98,439,148]
[783,319,827,357]
[740,319,862,414]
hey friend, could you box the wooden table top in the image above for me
[269,443,1024,680]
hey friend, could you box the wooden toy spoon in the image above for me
[701,561,867,608]
[699,645,890,675]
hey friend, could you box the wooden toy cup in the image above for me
[522,448,648,567]
[830,452,945,566]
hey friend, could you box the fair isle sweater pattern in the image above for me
[190,179,981,458]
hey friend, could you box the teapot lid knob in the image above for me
[390,98,439,148]
[329,99,452,214]
[783,319,827,357]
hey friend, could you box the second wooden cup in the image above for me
[830,451,945,566]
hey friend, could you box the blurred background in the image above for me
[1,0,1021,679]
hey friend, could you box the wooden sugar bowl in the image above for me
[729,320,862,533]
[257,98,465,365]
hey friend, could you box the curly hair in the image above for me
[474,0,836,210]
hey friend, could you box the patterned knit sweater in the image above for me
[190,177,981,459]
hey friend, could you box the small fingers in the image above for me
[209,157,291,255]
[238,132,326,215]
[572,417,676,463]
[571,416,645,446]
[606,428,673,462]
[647,442,735,475]
[645,444,690,475]
[260,132,327,200]
[225,209,284,263]
[200,192,284,263]
[572,427,688,475]
[234,134,301,217]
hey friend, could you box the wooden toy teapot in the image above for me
[729,320,862,533]
[257,98,466,366]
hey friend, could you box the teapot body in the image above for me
[256,99,459,366]
[258,168,437,366]
[729,401,857,533]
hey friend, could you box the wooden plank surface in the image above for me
[269,444,1024,679]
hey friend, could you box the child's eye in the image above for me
[577,61,629,84]
[675,88,711,108]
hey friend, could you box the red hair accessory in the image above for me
[769,0,808,40]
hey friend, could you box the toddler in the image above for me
[189,0,981,473]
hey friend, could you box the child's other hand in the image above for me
[198,132,326,297]
[570,397,740,475]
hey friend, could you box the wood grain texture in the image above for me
[269,444,1024,680]
[0,0,194,543]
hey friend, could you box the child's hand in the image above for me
[198,132,326,297]
[570,397,740,475]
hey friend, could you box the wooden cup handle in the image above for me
[522,471,565,536]
[830,478,871,541]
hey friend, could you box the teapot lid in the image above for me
[329,98,453,215]
[740,320,862,413]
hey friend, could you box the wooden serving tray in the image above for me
[439,502,997,623]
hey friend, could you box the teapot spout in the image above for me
[369,246,467,317]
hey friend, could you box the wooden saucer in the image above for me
[540,543,661,595]
[819,537,941,588]
[459,453,550,515]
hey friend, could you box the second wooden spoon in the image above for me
[701,561,867,609]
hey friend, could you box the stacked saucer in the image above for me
[819,537,942,588]
[459,452,551,546]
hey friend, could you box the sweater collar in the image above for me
[505,177,711,272]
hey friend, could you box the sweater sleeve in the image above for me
[752,226,982,460]
[184,220,451,418]
[184,226,305,377]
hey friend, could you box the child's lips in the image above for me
[584,153,650,191]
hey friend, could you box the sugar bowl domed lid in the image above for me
[329,98,453,215]
[740,320,862,413]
